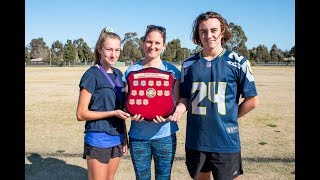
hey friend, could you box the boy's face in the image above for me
[198,18,223,50]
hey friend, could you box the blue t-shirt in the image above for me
[122,60,181,140]
[180,49,257,153]
[79,65,126,147]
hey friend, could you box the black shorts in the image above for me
[83,142,123,164]
[185,147,243,180]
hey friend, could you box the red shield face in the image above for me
[125,67,176,121]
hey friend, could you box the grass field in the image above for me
[25,66,295,180]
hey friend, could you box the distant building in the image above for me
[30,58,45,64]
[284,56,295,63]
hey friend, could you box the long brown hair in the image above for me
[93,28,121,65]
[191,11,232,47]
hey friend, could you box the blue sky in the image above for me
[25,0,295,51]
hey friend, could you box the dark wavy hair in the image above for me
[191,11,232,47]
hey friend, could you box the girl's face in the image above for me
[198,18,224,50]
[99,38,121,66]
[144,31,165,60]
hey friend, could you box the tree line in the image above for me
[25,22,295,66]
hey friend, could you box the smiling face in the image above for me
[144,30,165,60]
[98,38,121,66]
[198,18,224,51]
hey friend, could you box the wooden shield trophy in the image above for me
[125,67,176,121]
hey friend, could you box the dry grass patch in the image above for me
[26,66,294,179]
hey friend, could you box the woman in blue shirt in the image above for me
[76,27,131,180]
[122,25,181,180]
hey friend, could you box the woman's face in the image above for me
[144,31,165,60]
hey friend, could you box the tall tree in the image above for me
[176,48,191,62]
[25,47,31,64]
[73,38,85,62]
[51,40,64,66]
[270,44,279,62]
[82,42,93,64]
[270,44,284,62]
[289,46,295,57]
[63,40,77,66]
[30,38,49,60]
[73,38,93,64]
[225,23,248,57]
[283,50,290,58]
[233,41,250,59]
[121,32,143,63]
[249,48,256,61]
[254,45,271,62]
[162,39,181,62]
[277,49,285,62]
